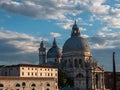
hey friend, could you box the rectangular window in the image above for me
[35,73,37,76]
[22,72,24,76]
[51,73,53,76]
[32,72,33,76]
[56,86,58,89]
[40,73,42,76]
[55,73,57,76]
[28,72,29,75]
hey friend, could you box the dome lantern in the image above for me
[71,20,80,37]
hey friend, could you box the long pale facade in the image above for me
[0,64,58,90]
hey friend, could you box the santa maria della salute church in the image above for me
[0,21,105,90]
[39,21,105,90]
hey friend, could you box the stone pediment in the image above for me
[92,66,103,73]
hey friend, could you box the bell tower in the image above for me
[39,40,46,65]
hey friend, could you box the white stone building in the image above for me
[0,64,58,90]
[62,21,92,90]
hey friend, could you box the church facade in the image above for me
[39,21,105,90]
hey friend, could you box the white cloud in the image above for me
[0,28,51,64]
[97,32,105,37]
[57,18,90,30]
[79,27,86,31]
[0,29,43,53]
[89,0,110,15]
[115,4,120,8]
[108,18,120,28]
[110,8,120,17]
[101,27,112,32]
[50,32,61,37]
[88,32,120,49]
[0,0,120,29]
[81,34,89,38]
[56,18,74,30]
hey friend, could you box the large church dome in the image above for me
[63,21,90,53]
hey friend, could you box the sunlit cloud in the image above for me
[50,32,61,37]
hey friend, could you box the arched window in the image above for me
[75,59,78,67]
[16,83,20,87]
[64,60,67,67]
[96,74,98,89]
[55,59,57,63]
[0,84,3,87]
[31,83,36,90]
[69,59,73,67]
[76,73,83,78]
[32,88,35,90]
[79,59,83,68]
[31,83,36,87]
[46,88,49,90]
[46,83,50,87]
[22,82,26,88]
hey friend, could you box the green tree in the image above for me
[58,69,67,88]
[58,69,74,88]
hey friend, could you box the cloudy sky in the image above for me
[0,0,120,71]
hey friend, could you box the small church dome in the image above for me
[47,38,62,58]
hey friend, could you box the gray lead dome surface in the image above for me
[47,38,62,58]
[63,36,90,53]
[47,47,62,58]
[63,21,90,53]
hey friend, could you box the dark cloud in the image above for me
[87,32,120,49]
[0,52,38,65]
[0,30,43,65]
[86,33,120,71]
[88,36,106,45]
[0,37,39,65]
[0,39,22,55]
[92,48,120,71]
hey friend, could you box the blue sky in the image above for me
[0,0,120,71]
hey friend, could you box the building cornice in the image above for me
[0,76,55,80]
